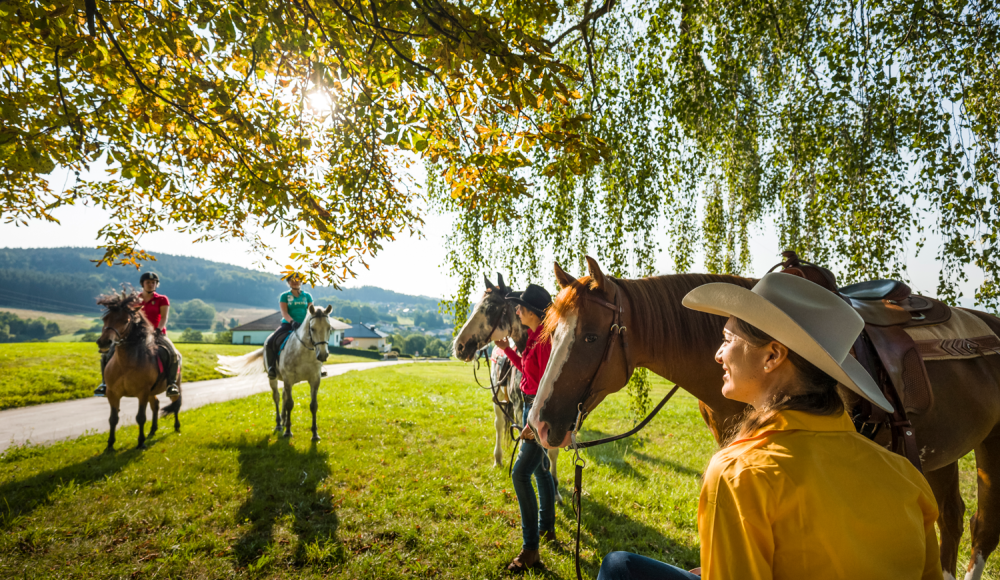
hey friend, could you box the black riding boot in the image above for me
[264,332,278,379]
[94,346,113,397]
[164,350,181,400]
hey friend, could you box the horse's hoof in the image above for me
[137,444,147,450]
[104,446,115,454]
[283,431,293,438]
[274,426,282,433]
[311,435,321,442]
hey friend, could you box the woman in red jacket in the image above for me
[495,284,555,573]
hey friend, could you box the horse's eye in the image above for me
[585,334,598,343]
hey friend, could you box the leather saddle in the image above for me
[771,251,946,471]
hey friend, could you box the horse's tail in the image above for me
[216,349,266,377]
[160,394,182,417]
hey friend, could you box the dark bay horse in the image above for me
[528,256,1000,580]
[97,290,181,452]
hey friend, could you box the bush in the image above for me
[81,332,99,342]
[214,330,233,344]
[179,327,204,342]
[403,335,427,355]
[367,345,378,351]
[213,320,227,332]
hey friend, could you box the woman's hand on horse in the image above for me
[494,339,508,349]
[520,425,534,440]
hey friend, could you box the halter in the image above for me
[295,315,330,351]
[104,310,139,346]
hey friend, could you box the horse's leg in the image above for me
[282,382,294,438]
[106,406,120,453]
[493,402,505,467]
[148,396,160,439]
[309,378,320,442]
[965,432,1000,580]
[136,395,149,449]
[925,462,965,579]
[547,448,562,503]
[270,377,281,433]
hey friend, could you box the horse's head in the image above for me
[529,257,633,449]
[96,289,144,352]
[453,273,525,361]
[306,304,334,362]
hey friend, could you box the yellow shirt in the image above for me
[698,410,941,580]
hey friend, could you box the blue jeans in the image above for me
[512,402,556,550]
[597,552,700,580]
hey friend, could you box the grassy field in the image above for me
[0,363,992,579]
[0,343,376,410]
[0,308,100,336]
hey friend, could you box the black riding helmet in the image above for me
[139,272,160,283]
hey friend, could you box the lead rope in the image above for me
[569,385,681,580]
[473,349,525,476]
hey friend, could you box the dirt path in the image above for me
[0,360,431,451]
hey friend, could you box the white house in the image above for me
[231,312,350,346]
[343,323,391,352]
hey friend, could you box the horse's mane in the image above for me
[97,288,156,361]
[544,273,756,354]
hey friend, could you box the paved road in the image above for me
[0,360,431,452]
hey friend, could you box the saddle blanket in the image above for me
[904,308,1000,361]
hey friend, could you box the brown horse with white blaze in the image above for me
[529,256,1000,580]
[96,290,181,452]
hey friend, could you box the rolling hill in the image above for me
[0,248,443,317]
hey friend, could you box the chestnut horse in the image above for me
[529,256,1000,580]
[97,290,181,452]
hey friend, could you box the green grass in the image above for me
[0,364,993,579]
[0,343,376,410]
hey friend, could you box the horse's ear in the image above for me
[484,274,497,292]
[308,303,316,314]
[585,256,607,292]
[497,272,507,293]
[554,262,576,289]
[324,305,332,315]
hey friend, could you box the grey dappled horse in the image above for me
[217,304,334,441]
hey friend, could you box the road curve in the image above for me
[0,360,434,452]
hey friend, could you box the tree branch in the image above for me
[548,0,616,48]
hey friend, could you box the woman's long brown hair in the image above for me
[723,317,847,447]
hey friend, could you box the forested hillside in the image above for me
[0,248,442,318]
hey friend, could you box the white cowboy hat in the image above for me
[682,272,893,412]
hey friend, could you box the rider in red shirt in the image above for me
[94,272,181,399]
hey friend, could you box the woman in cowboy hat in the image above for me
[495,283,558,573]
[597,273,941,580]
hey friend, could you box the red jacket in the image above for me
[500,326,551,396]
[141,292,169,332]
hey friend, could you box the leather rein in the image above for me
[564,281,682,580]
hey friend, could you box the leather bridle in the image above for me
[295,315,330,351]
[567,279,634,425]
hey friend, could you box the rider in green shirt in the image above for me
[264,273,313,379]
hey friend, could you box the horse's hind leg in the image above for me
[136,396,149,449]
[148,397,160,439]
[925,461,965,579]
[106,406,120,453]
[270,378,282,433]
[493,402,505,467]
[547,448,562,504]
[282,382,294,438]
[309,379,320,442]
[965,432,1000,580]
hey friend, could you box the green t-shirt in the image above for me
[280,290,313,324]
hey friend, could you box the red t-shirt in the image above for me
[500,326,552,396]
[141,293,170,331]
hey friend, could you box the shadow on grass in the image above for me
[575,429,704,481]
[0,446,143,527]
[215,436,341,569]
[550,496,699,580]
